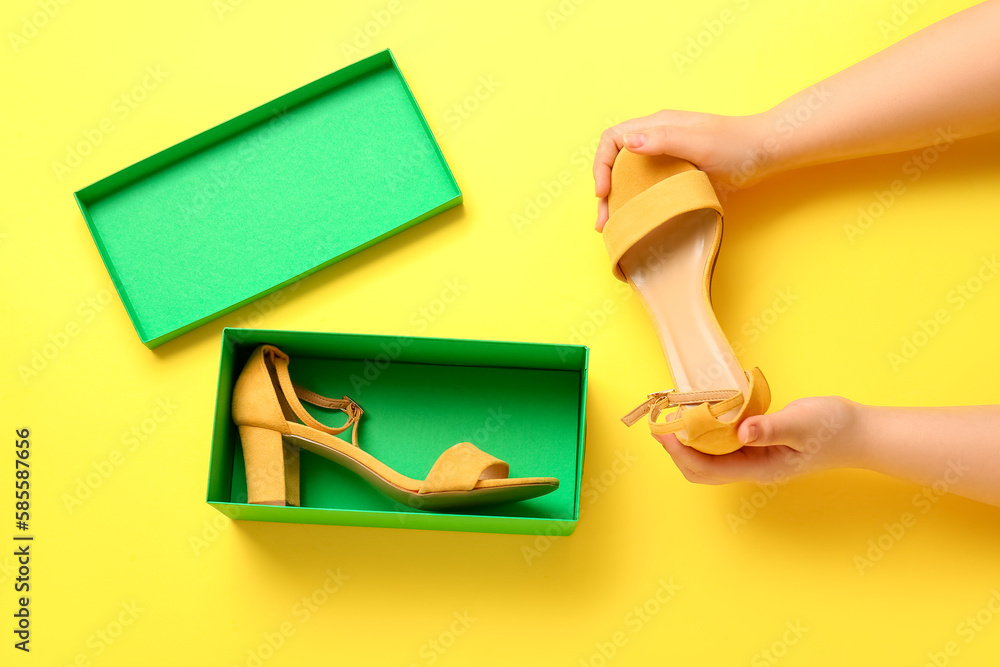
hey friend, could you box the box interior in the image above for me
[208,329,587,529]
[76,50,460,346]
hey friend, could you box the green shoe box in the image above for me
[207,328,589,535]
[75,49,461,348]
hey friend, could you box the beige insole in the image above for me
[284,422,558,510]
[620,209,748,423]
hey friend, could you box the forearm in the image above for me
[761,0,1000,175]
[853,404,1000,506]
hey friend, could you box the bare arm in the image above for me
[852,405,1000,506]
[659,398,1000,508]
[594,0,1000,228]
[767,0,1000,174]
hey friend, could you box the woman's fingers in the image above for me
[593,115,665,200]
[626,123,710,166]
[659,435,727,485]
[658,431,799,484]
[594,122,636,198]
[596,197,609,230]
[594,115,711,230]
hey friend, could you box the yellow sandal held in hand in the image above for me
[602,151,770,455]
[232,345,559,510]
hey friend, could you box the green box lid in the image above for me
[75,50,462,348]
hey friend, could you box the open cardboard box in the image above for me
[207,328,588,535]
[75,50,460,348]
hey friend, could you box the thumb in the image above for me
[738,408,809,449]
[622,125,704,163]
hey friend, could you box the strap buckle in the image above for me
[621,391,674,427]
[342,396,363,423]
[621,388,744,427]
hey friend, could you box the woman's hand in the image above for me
[657,396,865,485]
[593,110,773,230]
[594,0,1000,233]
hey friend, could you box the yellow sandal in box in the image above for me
[602,151,770,455]
[232,345,559,510]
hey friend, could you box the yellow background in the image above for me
[3,0,1000,664]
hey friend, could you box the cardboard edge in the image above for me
[73,191,151,344]
[387,48,463,201]
[206,330,237,503]
[207,500,577,536]
[573,346,590,528]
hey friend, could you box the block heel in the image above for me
[238,425,300,506]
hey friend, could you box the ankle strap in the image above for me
[264,346,363,446]
[621,388,742,431]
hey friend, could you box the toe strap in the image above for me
[418,443,509,494]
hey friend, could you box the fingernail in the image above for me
[742,424,758,444]
[623,133,645,149]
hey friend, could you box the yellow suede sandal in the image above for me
[603,151,770,455]
[232,345,559,510]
